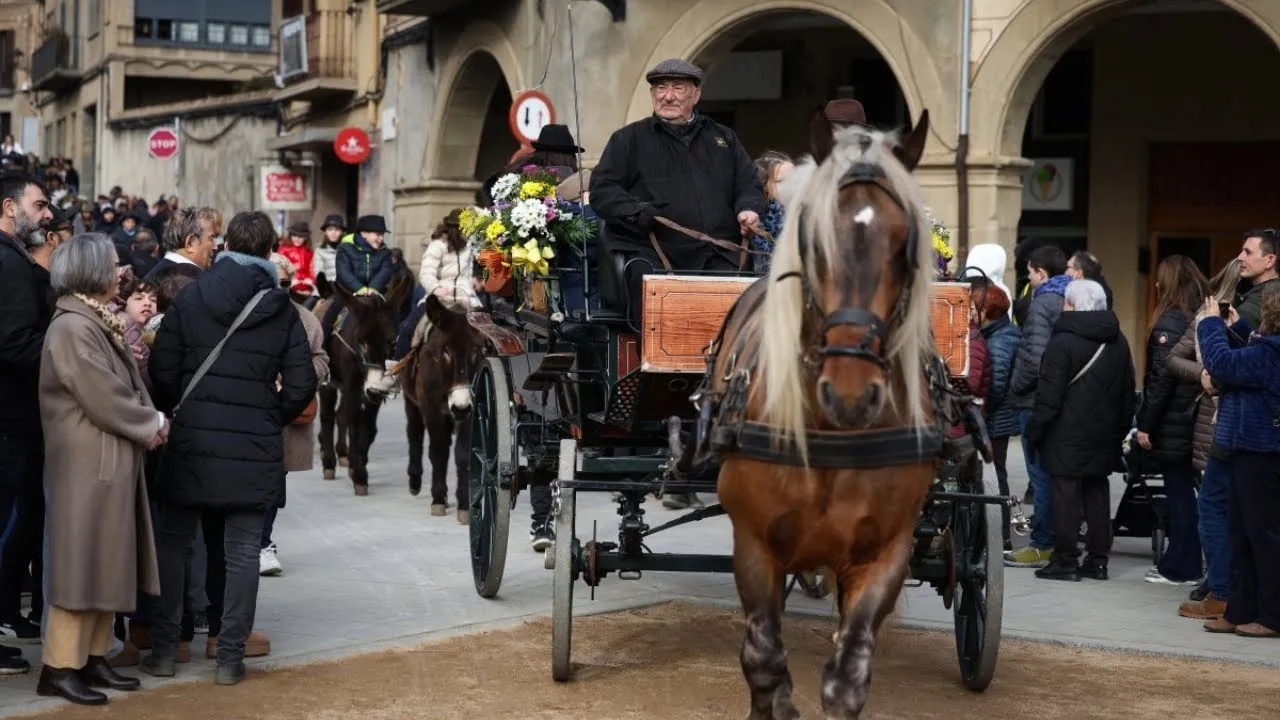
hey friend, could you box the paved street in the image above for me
[3,405,1277,716]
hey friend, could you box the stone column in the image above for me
[391,179,481,276]
[914,157,1024,287]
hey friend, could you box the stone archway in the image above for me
[425,21,526,181]
[622,0,953,157]
[969,0,1280,159]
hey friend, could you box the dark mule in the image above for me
[401,294,488,520]
[318,270,413,495]
[313,275,350,470]
[706,110,941,719]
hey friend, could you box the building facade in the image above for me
[29,0,282,208]
[267,0,385,234]
[375,0,1280,359]
[0,1,42,152]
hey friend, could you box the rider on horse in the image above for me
[378,208,481,391]
[321,214,394,354]
[589,57,767,509]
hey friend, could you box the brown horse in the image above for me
[401,294,488,519]
[318,272,413,494]
[707,110,940,719]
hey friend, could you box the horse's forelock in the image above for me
[754,125,935,459]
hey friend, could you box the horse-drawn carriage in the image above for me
[458,111,1012,713]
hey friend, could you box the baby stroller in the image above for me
[1112,426,1170,565]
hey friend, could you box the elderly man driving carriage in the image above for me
[589,58,766,509]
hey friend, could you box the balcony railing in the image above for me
[31,33,82,93]
[277,11,356,101]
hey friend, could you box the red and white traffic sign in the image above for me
[333,127,371,165]
[508,90,555,144]
[148,127,179,159]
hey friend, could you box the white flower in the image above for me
[490,173,520,202]
[509,198,549,235]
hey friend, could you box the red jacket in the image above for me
[948,326,991,439]
[279,243,316,293]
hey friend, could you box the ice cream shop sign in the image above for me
[1021,158,1074,212]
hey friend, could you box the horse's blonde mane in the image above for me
[751,126,935,463]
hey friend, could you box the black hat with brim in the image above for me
[531,124,584,154]
[355,215,389,234]
[320,214,346,231]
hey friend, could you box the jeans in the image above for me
[261,505,278,549]
[153,506,264,665]
[0,434,44,621]
[991,435,1012,546]
[394,301,426,361]
[1199,457,1233,598]
[1018,410,1055,549]
[1223,452,1280,630]
[1157,460,1203,582]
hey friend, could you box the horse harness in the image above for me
[682,161,955,470]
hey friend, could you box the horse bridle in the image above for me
[776,161,921,372]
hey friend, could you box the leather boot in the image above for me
[36,666,108,706]
[81,655,142,691]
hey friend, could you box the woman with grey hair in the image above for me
[36,233,164,705]
[1024,278,1136,582]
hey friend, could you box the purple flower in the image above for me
[522,164,539,175]
[545,206,557,222]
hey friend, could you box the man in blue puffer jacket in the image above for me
[1005,244,1070,567]
[1197,286,1280,638]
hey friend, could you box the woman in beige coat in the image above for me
[259,257,329,576]
[39,233,165,706]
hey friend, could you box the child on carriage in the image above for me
[321,214,395,348]
[380,209,481,387]
[278,221,318,301]
[313,214,344,288]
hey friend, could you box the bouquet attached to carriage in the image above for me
[459,165,597,311]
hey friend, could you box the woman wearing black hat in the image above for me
[313,214,345,288]
[478,124,583,207]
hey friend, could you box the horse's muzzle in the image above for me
[817,377,886,429]
[448,384,473,417]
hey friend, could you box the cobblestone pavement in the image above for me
[3,407,1276,716]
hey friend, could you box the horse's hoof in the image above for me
[430,504,447,517]
[354,484,369,497]
[322,469,336,481]
[456,510,470,525]
[338,457,349,467]
[409,485,421,497]
[409,479,422,496]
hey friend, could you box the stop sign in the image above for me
[148,128,179,159]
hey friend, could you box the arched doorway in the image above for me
[971,0,1280,350]
[687,10,908,160]
[432,50,519,184]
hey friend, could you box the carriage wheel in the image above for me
[551,438,578,682]
[953,460,1004,692]
[469,357,514,599]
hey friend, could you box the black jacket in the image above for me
[150,258,316,511]
[0,232,52,435]
[1025,310,1136,478]
[1136,308,1198,464]
[589,114,765,269]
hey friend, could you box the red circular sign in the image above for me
[333,127,371,165]
[148,128,179,160]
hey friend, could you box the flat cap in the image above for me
[645,58,703,85]
[824,99,867,127]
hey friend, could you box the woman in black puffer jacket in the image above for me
[1135,255,1208,585]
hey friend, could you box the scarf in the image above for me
[72,293,127,352]
[216,250,280,286]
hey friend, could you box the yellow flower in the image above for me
[485,220,507,242]
[519,181,546,200]
[931,232,953,260]
[510,239,556,275]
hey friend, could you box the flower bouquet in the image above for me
[459,165,597,308]
[926,208,954,277]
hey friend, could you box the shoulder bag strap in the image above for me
[1068,342,1107,387]
[172,289,270,415]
